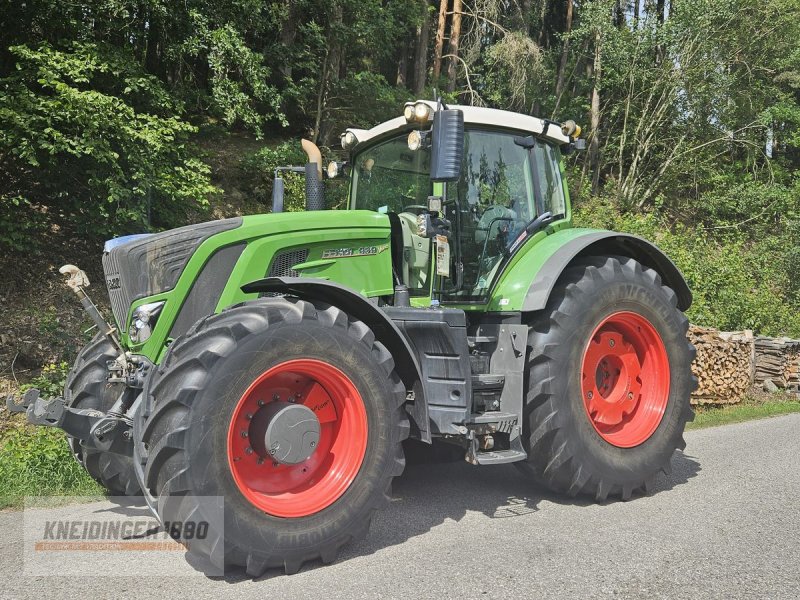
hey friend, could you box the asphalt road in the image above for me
[1,413,798,600]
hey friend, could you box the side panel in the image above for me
[128,211,394,362]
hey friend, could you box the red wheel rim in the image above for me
[227,359,368,517]
[580,311,670,448]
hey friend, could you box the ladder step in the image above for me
[466,411,517,424]
[473,449,527,465]
[468,335,498,347]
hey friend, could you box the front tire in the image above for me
[64,333,140,495]
[515,255,695,501]
[137,298,408,575]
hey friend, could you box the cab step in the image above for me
[471,448,528,465]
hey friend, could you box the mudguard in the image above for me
[489,229,692,312]
[241,277,431,442]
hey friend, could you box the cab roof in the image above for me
[346,100,571,148]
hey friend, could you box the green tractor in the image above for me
[8,99,695,575]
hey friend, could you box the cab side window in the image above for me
[532,142,567,217]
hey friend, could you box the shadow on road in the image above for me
[212,442,700,582]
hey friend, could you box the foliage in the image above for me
[0,0,799,335]
[0,42,216,247]
[21,362,70,398]
[574,195,800,337]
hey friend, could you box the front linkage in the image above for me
[6,388,132,455]
[5,264,147,458]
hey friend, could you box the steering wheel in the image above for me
[401,204,429,214]
[475,205,517,244]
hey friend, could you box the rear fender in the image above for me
[489,229,692,312]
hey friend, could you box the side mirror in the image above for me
[430,108,464,182]
[272,176,285,213]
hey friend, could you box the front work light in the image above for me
[403,101,433,124]
[340,131,358,150]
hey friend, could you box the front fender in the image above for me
[489,228,692,312]
[241,277,430,441]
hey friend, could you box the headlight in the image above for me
[340,131,358,150]
[128,301,165,344]
[327,161,340,178]
[403,104,415,122]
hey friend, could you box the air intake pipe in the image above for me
[301,139,325,211]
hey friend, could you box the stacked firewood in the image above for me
[688,326,754,404]
[754,337,800,391]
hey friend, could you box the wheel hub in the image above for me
[580,311,670,448]
[251,402,320,465]
[227,358,368,518]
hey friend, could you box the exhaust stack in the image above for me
[301,139,325,211]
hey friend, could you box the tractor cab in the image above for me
[334,100,581,305]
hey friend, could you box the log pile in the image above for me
[754,337,800,391]
[688,326,754,405]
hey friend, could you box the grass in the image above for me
[686,393,800,430]
[0,423,103,509]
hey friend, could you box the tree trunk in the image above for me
[633,0,640,24]
[655,0,665,63]
[537,0,548,47]
[413,3,431,95]
[279,0,298,79]
[144,15,161,77]
[553,0,574,116]
[519,0,533,33]
[397,40,408,87]
[589,29,602,195]
[314,4,343,145]
[432,0,448,80]
[615,0,625,28]
[445,0,462,93]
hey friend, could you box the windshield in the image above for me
[351,134,431,212]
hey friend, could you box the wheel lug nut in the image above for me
[245,447,253,455]
[272,461,279,467]
[310,441,316,447]
[272,394,280,401]
[258,399,265,407]
[609,339,615,347]
[240,431,248,438]
[257,457,264,465]
[245,413,253,420]
[586,391,593,399]
[627,392,634,400]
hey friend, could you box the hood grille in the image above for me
[101,218,242,328]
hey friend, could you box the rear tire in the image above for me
[515,255,695,501]
[136,298,408,576]
[64,334,141,495]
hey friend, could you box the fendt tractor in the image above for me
[8,99,695,575]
